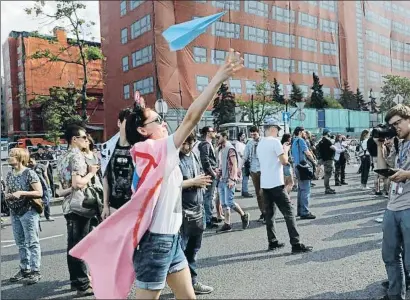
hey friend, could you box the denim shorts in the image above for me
[133,231,188,290]
[283,165,292,177]
[219,181,236,209]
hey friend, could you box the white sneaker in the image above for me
[375,217,384,223]
[193,282,214,295]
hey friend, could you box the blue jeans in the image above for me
[241,168,249,194]
[11,208,41,272]
[180,230,203,285]
[218,181,236,209]
[294,168,311,216]
[203,178,217,223]
[382,209,410,300]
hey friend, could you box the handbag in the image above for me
[30,198,44,214]
[68,174,103,218]
[296,140,315,181]
[182,207,205,236]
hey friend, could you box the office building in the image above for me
[1,77,6,137]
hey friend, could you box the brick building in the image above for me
[2,28,105,141]
[1,77,6,137]
[99,1,409,139]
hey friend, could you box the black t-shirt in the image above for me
[107,143,134,209]
[320,137,335,161]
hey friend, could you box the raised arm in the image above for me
[173,49,243,148]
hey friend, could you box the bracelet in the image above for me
[229,178,236,182]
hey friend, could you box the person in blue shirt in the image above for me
[291,127,317,219]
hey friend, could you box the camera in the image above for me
[371,124,397,140]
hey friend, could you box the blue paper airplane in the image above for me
[162,11,226,51]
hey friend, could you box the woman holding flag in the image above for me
[69,48,244,299]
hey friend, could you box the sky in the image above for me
[0,0,101,76]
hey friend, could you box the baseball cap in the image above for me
[323,128,331,135]
[263,117,282,130]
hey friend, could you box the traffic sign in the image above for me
[282,111,291,122]
[393,94,404,104]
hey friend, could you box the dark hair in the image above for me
[125,104,149,145]
[385,104,410,123]
[293,126,304,137]
[220,131,228,138]
[183,132,196,145]
[201,126,213,136]
[87,134,95,151]
[360,129,369,141]
[281,133,291,145]
[237,132,244,141]
[65,124,86,145]
[249,126,258,133]
[118,108,133,123]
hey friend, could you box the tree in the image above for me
[379,75,410,112]
[355,88,367,111]
[25,1,104,122]
[271,78,284,104]
[309,73,326,109]
[212,83,236,129]
[324,96,343,109]
[339,81,356,110]
[290,82,304,106]
[32,86,84,144]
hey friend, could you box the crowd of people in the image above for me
[1,49,410,300]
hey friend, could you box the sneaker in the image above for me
[45,217,55,222]
[77,287,94,297]
[300,213,316,220]
[341,182,348,185]
[26,271,41,285]
[241,192,253,198]
[268,241,285,251]
[325,189,336,194]
[10,269,31,282]
[241,212,250,229]
[375,191,383,196]
[193,282,214,295]
[291,243,313,254]
[335,183,341,186]
[217,223,232,233]
[311,182,316,187]
[257,214,265,223]
[206,222,218,229]
[211,217,223,224]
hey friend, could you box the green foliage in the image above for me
[271,78,284,104]
[309,73,326,109]
[379,75,410,112]
[340,81,356,110]
[355,88,367,111]
[32,86,83,144]
[212,83,236,129]
[290,82,304,106]
[324,96,343,109]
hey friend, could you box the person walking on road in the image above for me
[334,134,348,186]
[236,132,252,198]
[317,128,336,194]
[358,129,372,190]
[257,119,313,253]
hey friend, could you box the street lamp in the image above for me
[155,98,168,120]
[296,100,306,126]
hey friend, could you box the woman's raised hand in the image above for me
[212,48,244,84]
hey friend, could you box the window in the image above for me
[132,45,152,68]
[298,12,317,29]
[405,43,410,54]
[134,77,154,95]
[298,61,318,75]
[300,85,309,97]
[320,41,337,55]
[379,35,390,49]
[18,72,23,81]
[246,80,256,94]
[333,88,341,99]
[272,6,295,23]
[321,64,339,77]
[121,28,128,44]
[194,0,207,2]
[299,37,317,52]
[131,15,151,39]
[193,47,207,63]
[366,11,390,29]
[272,32,296,48]
[130,0,143,10]
[123,84,130,99]
[120,0,127,16]
[320,19,337,33]
[18,84,24,92]
[17,46,22,55]
[229,79,242,94]
[211,0,240,11]
[211,49,227,65]
[392,59,404,71]
[367,50,379,64]
[272,58,295,73]
[367,70,381,83]
[380,55,391,68]
[323,87,331,96]
[304,1,317,5]
[211,21,240,39]
[244,1,268,17]
[244,53,269,70]
[320,0,337,12]
[122,56,129,72]
[196,76,209,91]
[391,40,404,53]
[244,26,269,44]
[365,30,379,45]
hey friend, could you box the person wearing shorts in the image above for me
[281,134,294,194]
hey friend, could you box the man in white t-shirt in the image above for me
[257,118,313,254]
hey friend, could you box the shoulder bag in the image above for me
[296,140,315,181]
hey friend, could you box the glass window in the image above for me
[272,6,295,23]
[304,1,317,5]
[134,77,154,95]
[320,0,337,12]
[379,35,390,49]
[244,1,269,18]
[323,87,331,96]
[298,61,318,75]
[211,21,241,39]
[211,0,240,10]
[123,84,130,99]
[131,15,151,39]
[120,0,127,16]
[122,56,129,72]
[299,36,317,52]
[298,12,317,29]
[244,26,269,44]
[245,80,256,94]
[320,41,337,55]
[244,53,269,70]
[121,28,128,44]
[130,0,143,10]
[211,49,228,65]
[229,79,242,94]
[272,58,296,73]
[319,18,337,33]
[272,32,296,48]
[132,45,152,68]
[333,88,341,99]
[196,76,209,91]
[321,64,339,77]
[300,85,309,97]
[193,47,207,63]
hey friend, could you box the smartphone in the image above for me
[374,168,398,177]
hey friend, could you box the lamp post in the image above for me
[296,100,306,127]
[155,98,168,121]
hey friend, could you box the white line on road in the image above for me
[2,234,64,248]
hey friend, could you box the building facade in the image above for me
[1,77,6,137]
[2,28,105,140]
[100,0,410,139]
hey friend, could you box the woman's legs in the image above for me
[134,288,161,300]
[167,267,196,299]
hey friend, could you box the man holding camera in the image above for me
[376,104,410,300]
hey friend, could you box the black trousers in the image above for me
[180,230,203,285]
[262,185,300,245]
[335,158,346,184]
[65,213,91,291]
[361,156,371,185]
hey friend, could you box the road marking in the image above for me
[2,234,64,248]
[1,239,15,243]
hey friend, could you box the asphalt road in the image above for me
[0,166,401,299]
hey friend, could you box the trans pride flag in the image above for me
[69,137,168,299]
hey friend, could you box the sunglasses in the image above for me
[143,115,164,126]
[76,135,88,140]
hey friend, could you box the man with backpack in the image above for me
[317,128,336,195]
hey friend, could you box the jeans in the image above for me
[250,172,264,215]
[203,178,217,223]
[65,213,91,291]
[295,168,311,216]
[218,181,236,209]
[382,209,410,300]
[43,189,52,219]
[262,185,300,245]
[180,231,203,285]
[11,208,41,272]
[323,160,334,190]
[361,156,371,185]
[241,168,249,194]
